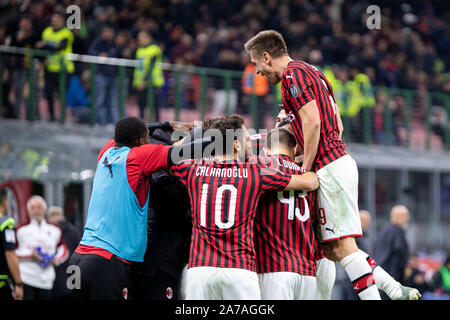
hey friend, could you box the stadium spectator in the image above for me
[10,15,37,119]
[66,69,90,123]
[0,188,23,300]
[35,12,74,122]
[88,25,118,125]
[47,206,81,300]
[426,254,450,300]
[403,253,432,298]
[132,30,165,121]
[15,196,69,300]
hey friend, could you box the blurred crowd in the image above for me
[0,0,449,146]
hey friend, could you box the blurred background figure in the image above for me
[88,25,118,125]
[15,196,69,300]
[373,205,410,299]
[403,252,432,298]
[36,12,74,121]
[132,30,165,122]
[0,188,23,300]
[47,205,80,300]
[373,205,410,282]
[424,252,450,300]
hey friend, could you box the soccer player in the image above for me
[255,128,319,299]
[170,115,319,300]
[245,30,420,300]
[69,117,206,300]
[251,107,336,299]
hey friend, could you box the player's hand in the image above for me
[170,121,193,132]
[31,248,43,261]
[12,285,23,300]
[303,171,319,191]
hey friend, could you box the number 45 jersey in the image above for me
[254,154,318,276]
[170,159,292,272]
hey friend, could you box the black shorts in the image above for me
[69,252,129,300]
[128,268,179,300]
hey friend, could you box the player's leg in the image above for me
[221,268,260,300]
[258,272,296,300]
[317,155,380,299]
[359,250,421,300]
[315,257,336,300]
[185,266,221,300]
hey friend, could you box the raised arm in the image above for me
[285,171,319,192]
[298,99,321,172]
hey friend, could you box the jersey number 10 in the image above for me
[200,184,237,229]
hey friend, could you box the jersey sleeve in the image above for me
[1,228,16,251]
[134,144,171,175]
[260,165,292,192]
[97,139,116,162]
[170,159,194,186]
[282,68,315,110]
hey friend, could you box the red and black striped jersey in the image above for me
[281,60,347,171]
[171,158,292,271]
[254,154,318,275]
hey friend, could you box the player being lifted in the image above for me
[170,115,319,300]
[245,30,420,300]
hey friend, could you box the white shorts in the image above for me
[185,266,260,300]
[178,264,189,300]
[316,155,362,242]
[258,272,317,300]
[315,258,336,300]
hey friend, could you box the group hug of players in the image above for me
[69,30,421,300]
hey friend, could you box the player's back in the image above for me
[254,154,318,276]
[171,158,291,272]
[282,60,347,170]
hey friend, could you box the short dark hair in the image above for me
[209,115,245,156]
[244,30,288,59]
[266,127,297,151]
[114,116,148,148]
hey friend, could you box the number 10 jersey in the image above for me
[171,158,292,272]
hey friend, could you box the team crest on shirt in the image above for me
[289,84,300,98]
[122,287,128,300]
[166,287,173,299]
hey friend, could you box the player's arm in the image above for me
[260,166,318,192]
[298,99,321,172]
[335,102,344,139]
[284,171,319,192]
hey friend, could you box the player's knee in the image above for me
[322,244,339,262]
[323,238,358,262]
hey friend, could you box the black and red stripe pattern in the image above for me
[171,158,292,272]
[366,256,378,271]
[352,272,376,294]
[254,154,318,275]
[281,60,347,171]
